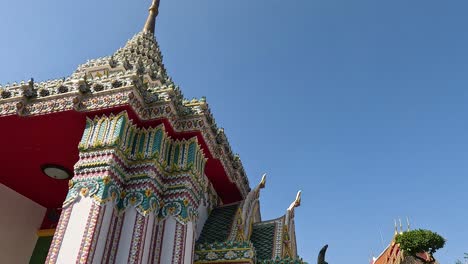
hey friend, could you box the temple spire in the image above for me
[143,0,161,33]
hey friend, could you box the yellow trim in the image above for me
[37,229,56,237]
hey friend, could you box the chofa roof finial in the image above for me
[259,173,267,189]
[289,190,301,210]
[143,0,161,33]
[294,190,302,207]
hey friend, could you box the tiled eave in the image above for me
[0,69,251,198]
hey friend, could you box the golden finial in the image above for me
[285,190,302,225]
[259,173,267,189]
[143,0,161,33]
[294,190,302,208]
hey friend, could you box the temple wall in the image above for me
[0,183,46,264]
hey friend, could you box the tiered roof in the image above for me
[250,221,276,260]
[197,203,240,244]
[0,0,251,203]
[195,176,305,264]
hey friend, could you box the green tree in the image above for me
[395,229,445,260]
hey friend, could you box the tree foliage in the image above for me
[395,229,446,255]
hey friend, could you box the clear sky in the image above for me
[1,0,467,263]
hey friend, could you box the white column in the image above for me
[114,207,137,263]
[160,216,176,263]
[52,196,113,264]
[159,218,196,264]
[183,222,195,264]
[149,220,165,263]
[89,203,115,264]
[101,211,125,264]
[141,214,157,264]
[47,195,124,264]
[56,197,93,263]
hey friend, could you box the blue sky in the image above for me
[1,0,467,263]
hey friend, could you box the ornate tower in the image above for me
[0,1,305,263]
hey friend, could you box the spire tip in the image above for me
[143,0,161,33]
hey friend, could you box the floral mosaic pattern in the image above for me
[194,241,256,264]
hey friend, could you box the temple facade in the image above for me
[0,1,305,264]
[371,225,439,264]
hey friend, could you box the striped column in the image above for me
[46,198,113,264]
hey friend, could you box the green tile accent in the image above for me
[97,119,108,143]
[251,222,276,261]
[174,145,180,165]
[152,129,162,154]
[197,203,239,244]
[188,142,195,164]
[138,132,146,153]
